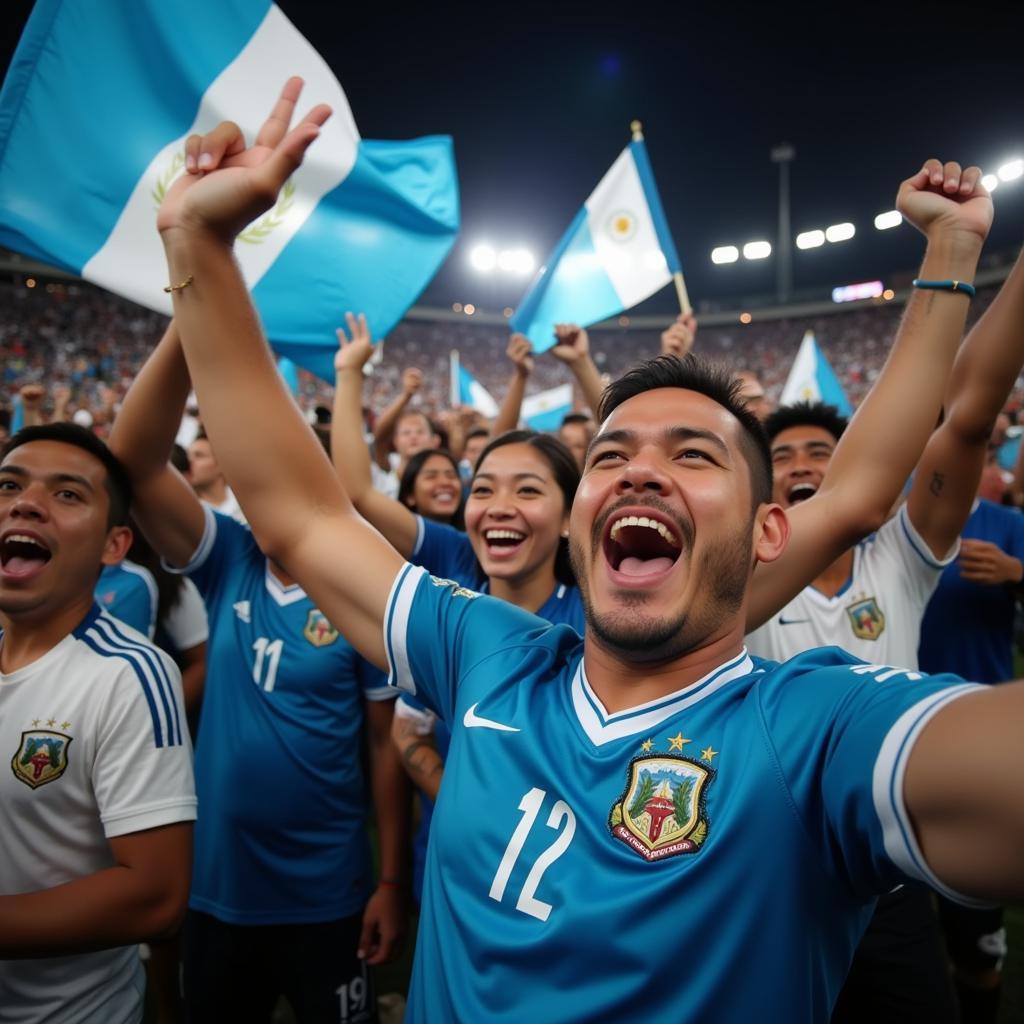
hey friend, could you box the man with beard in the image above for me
[154,81,1024,1022]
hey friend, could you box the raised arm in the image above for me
[331,313,419,555]
[372,367,422,471]
[906,246,1024,556]
[551,324,604,418]
[660,313,697,359]
[746,159,992,629]
[157,78,402,668]
[492,333,534,435]
[107,322,207,568]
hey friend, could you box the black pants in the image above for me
[183,909,377,1024]
[832,885,957,1023]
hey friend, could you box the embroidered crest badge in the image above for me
[429,576,480,600]
[303,608,339,648]
[12,730,72,790]
[846,596,886,641]
[609,755,712,861]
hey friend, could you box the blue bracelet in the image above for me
[912,278,976,298]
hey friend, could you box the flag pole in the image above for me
[630,119,692,317]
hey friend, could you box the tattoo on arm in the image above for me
[930,471,945,497]
[399,739,444,786]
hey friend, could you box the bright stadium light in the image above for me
[982,173,1000,193]
[711,245,739,265]
[470,244,497,272]
[498,248,536,275]
[796,230,825,250]
[743,241,772,260]
[997,158,1023,182]
[825,222,855,243]
[874,211,902,231]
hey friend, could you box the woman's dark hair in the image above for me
[398,448,465,529]
[472,430,580,587]
[599,354,772,509]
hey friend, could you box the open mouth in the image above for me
[483,528,527,558]
[603,515,681,578]
[786,482,818,505]
[431,489,458,506]
[1,532,52,579]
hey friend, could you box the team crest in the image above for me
[429,576,480,600]
[11,730,72,790]
[606,209,637,243]
[303,608,339,648]
[609,755,712,862]
[846,596,885,641]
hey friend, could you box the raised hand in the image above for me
[507,334,535,376]
[896,159,992,244]
[958,539,1023,586]
[18,383,45,407]
[334,312,375,375]
[551,324,589,364]
[402,367,423,397]
[157,77,331,240]
[660,313,697,358]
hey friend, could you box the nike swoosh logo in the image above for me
[778,616,810,625]
[463,703,520,732]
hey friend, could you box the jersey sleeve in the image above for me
[162,577,209,650]
[757,649,987,905]
[356,650,396,702]
[1004,507,1024,564]
[893,502,960,606]
[383,563,552,721]
[91,642,196,838]
[410,515,481,587]
[164,504,254,605]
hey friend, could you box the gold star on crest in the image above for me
[701,746,719,762]
[31,718,40,727]
[640,738,654,753]
[61,721,71,730]
[668,732,691,752]
[46,718,56,727]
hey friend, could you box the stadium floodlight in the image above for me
[873,211,902,231]
[825,222,855,243]
[470,244,497,272]
[497,248,536,275]
[997,159,1023,183]
[711,245,739,265]
[742,241,772,260]
[982,173,1000,193]
[795,230,825,250]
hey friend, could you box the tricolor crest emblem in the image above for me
[846,596,885,641]
[12,730,72,789]
[303,608,339,648]
[609,755,712,862]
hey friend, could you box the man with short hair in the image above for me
[0,422,195,1023]
[155,84,1024,1022]
[186,431,245,522]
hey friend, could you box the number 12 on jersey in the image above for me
[489,788,576,922]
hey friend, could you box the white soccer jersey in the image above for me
[747,505,955,670]
[0,606,196,1024]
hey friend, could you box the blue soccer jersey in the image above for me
[94,560,158,638]
[384,563,984,1023]
[174,507,394,924]
[412,514,585,630]
[919,499,1024,683]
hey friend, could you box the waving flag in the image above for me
[511,139,680,353]
[450,351,499,417]
[522,384,574,432]
[0,0,459,381]
[780,331,853,415]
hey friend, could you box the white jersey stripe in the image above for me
[385,563,423,694]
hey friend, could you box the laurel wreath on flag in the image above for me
[151,152,185,208]
[238,179,296,244]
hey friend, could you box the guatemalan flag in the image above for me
[780,331,853,415]
[0,0,459,381]
[510,139,681,353]
[521,383,574,432]
[449,351,499,418]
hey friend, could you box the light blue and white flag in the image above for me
[779,331,853,415]
[0,0,459,381]
[522,383,574,432]
[450,351,499,418]
[277,356,301,397]
[511,139,681,353]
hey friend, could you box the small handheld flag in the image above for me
[521,384,574,432]
[779,331,853,415]
[450,351,499,418]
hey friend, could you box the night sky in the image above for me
[2,1,1022,315]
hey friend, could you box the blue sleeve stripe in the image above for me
[384,562,423,693]
[872,683,991,908]
[95,615,183,747]
[90,617,182,748]
[79,628,166,748]
[628,139,682,274]
[162,503,217,575]
[899,504,957,569]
